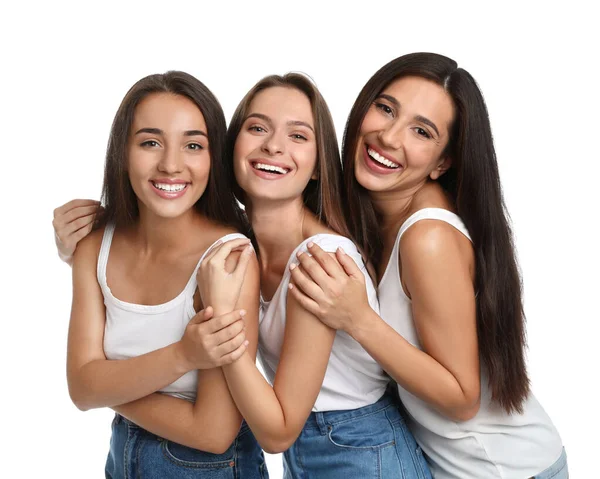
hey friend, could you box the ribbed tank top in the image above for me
[258,234,389,412]
[377,208,563,478]
[98,223,247,402]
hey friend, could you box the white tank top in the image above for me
[378,208,563,478]
[98,223,247,402]
[258,234,389,411]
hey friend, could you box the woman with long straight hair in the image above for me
[195,73,431,478]
[288,52,566,479]
[65,71,267,478]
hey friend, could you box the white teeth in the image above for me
[153,182,186,192]
[254,163,287,174]
[367,148,399,169]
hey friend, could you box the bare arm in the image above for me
[53,199,102,265]
[114,248,260,454]
[289,227,480,421]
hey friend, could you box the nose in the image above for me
[157,145,184,174]
[261,131,284,156]
[377,120,404,151]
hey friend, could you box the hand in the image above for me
[288,242,371,334]
[178,307,249,370]
[197,238,254,314]
[53,199,103,265]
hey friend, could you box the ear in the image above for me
[311,165,319,181]
[430,155,452,180]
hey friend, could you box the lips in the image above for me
[249,159,291,179]
[362,144,402,175]
[150,180,189,199]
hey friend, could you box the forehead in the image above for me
[249,87,313,124]
[133,93,207,130]
[381,76,455,129]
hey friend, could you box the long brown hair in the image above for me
[344,53,529,414]
[225,73,350,239]
[100,71,246,232]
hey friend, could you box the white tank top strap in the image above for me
[97,222,116,291]
[397,207,472,244]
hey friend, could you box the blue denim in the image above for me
[532,447,568,479]
[105,414,268,479]
[282,393,432,479]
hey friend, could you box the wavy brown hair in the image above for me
[343,53,529,414]
[225,73,350,239]
[100,71,246,232]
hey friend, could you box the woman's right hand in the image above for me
[53,199,103,265]
[177,307,249,371]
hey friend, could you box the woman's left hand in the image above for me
[288,242,371,334]
[197,238,255,314]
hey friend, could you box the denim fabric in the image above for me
[105,414,268,479]
[282,393,432,479]
[532,447,568,479]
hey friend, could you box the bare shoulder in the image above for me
[72,225,106,267]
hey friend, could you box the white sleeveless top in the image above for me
[258,234,389,411]
[378,208,563,479]
[98,223,247,402]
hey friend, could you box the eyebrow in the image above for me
[376,94,441,137]
[134,127,207,138]
[246,113,314,133]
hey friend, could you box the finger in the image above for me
[62,204,103,225]
[212,318,245,345]
[59,214,97,239]
[336,247,364,280]
[289,263,326,302]
[54,199,100,218]
[206,309,246,333]
[232,244,254,281]
[288,282,322,317]
[70,219,95,245]
[189,306,214,325]
[306,242,345,278]
[217,340,249,366]
[207,238,251,266]
[294,251,331,288]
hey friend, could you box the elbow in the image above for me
[192,426,241,455]
[68,379,98,412]
[447,395,480,422]
[260,436,295,455]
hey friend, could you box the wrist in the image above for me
[172,342,193,374]
[347,307,378,343]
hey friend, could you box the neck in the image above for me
[134,204,202,255]
[370,181,426,232]
[247,197,308,273]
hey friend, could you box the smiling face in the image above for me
[127,92,211,220]
[233,86,317,205]
[354,76,455,195]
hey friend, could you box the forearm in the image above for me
[222,354,299,453]
[69,342,189,411]
[114,370,242,454]
[350,310,480,420]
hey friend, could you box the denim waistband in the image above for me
[302,392,398,434]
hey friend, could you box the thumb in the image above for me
[189,305,214,324]
[336,247,363,279]
[232,244,254,282]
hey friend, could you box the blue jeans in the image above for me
[105,414,268,479]
[532,447,568,479]
[283,393,432,479]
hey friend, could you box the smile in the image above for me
[250,161,291,177]
[366,146,400,169]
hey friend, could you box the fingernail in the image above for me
[337,247,345,255]
[239,310,246,316]
[245,244,254,254]
[307,242,314,248]
[244,340,249,346]
[290,263,297,270]
[296,251,304,258]
[288,283,294,290]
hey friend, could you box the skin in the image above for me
[289,76,481,422]
[218,86,352,454]
[66,92,260,453]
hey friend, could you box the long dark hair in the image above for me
[225,73,351,239]
[100,71,246,232]
[344,53,529,414]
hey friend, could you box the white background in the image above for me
[1,1,598,477]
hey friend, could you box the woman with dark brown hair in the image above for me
[288,53,566,478]
[204,73,431,478]
[64,71,267,478]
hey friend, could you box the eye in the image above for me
[291,133,307,141]
[249,125,266,133]
[375,102,394,117]
[140,140,160,148]
[186,143,204,151]
[414,127,431,139]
